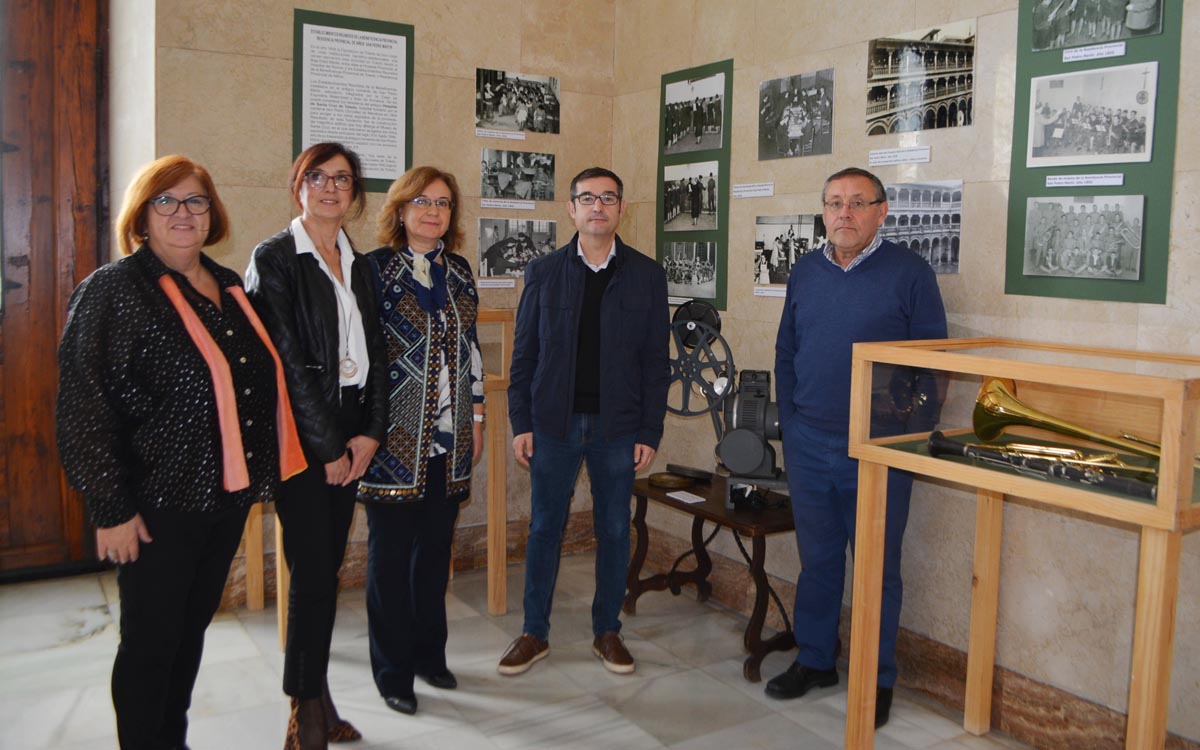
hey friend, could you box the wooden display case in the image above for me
[842,337,1199,750]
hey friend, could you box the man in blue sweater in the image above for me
[767,167,947,728]
[500,167,670,677]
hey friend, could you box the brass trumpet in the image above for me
[973,377,1199,472]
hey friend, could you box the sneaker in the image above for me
[497,634,549,676]
[764,663,839,699]
[592,632,635,674]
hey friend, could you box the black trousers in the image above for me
[276,388,363,698]
[112,502,250,750]
[365,454,461,697]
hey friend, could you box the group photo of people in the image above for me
[753,214,826,285]
[1032,0,1163,52]
[480,148,555,201]
[662,241,718,299]
[478,218,557,277]
[1022,195,1144,280]
[662,161,719,232]
[1027,62,1156,167]
[662,72,725,155]
[475,68,561,134]
[757,69,835,160]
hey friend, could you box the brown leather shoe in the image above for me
[592,632,635,674]
[497,634,549,676]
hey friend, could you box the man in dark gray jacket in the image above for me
[500,167,669,677]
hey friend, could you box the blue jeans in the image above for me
[782,419,913,689]
[522,414,637,641]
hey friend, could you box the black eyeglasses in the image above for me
[304,171,354,191]
[147,195,212,216]
[572,192,621,206]
[823,199,884,212]
[409,197,454,210]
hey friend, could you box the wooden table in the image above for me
[623,475,796,681]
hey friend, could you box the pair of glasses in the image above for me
[147,195,212,216]
[410,197,454,210]
[572,192,621,206]
[304,171,354,191]
[823,199,884,212]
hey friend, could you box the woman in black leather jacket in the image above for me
[245,142,387,750]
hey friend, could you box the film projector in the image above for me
[654,301,789,509]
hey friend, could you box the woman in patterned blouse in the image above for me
[356,166,485,716]
[56,155,303,750]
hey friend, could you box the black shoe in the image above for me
[875,687,893,729]
[383,694,417,715]
[417,669,458,690]
[764,663,839,699]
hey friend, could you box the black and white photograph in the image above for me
[1022,195,1143,280]
[663,73,725,155]
[866,19,976,135]
[478,218,557,278]
[1032,0,1163,52]
[475,68,561,133]
[480,148,555,201]
[663,242,718,299]
[758,69,834,160]
[880,180,963,274]
[753,215,826,285]
[663,161,719,232]
[1026,62,1156,168]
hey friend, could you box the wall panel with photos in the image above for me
[656,59,733,310]
[1005,0,1177,303]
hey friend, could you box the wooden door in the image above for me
[1,0,106,575]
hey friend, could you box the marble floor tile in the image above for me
[0,553,1035,750]
[598,667,775,746]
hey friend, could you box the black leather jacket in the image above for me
[245,228,388,464]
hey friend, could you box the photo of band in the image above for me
[1032,0,1163,52]
[475,68,561,134]
[662,241,718,299]
[480,148,555,201]
[757,69,834,160]
[1026,62,1156,168]
[663,73,725,155]
[1022,195,1143,280]
[478,218,557,278]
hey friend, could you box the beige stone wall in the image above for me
[120,0,1198,740]
[610,0,1199,742]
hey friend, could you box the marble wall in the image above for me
[608,0,1199,743]
[121,0,1198,741]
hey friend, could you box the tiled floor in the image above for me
[0,553,1033,750]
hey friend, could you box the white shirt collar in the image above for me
[576,238,617,272]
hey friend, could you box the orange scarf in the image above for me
[158,276,307,490]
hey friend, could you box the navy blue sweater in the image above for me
[774,240,947,434]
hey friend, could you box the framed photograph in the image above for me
[663,242,718,299]
[1021,195,1143,280]
[1031,0,1163,52]
[663,161,719,232]
[754,215,825,285]
[478,219,557,278]
[663,73,725,155]
[475,68,560,134]
[880,180,963,274]
[758,69,834,160]
[1026,62,1156,168]
[866,19,976,135]
[480,148,555,201]
[293,10,413,192]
